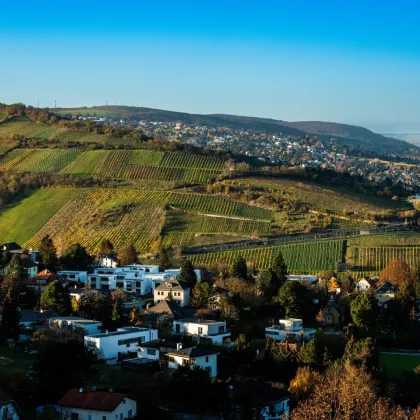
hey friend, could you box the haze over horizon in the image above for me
[1,0,420,131]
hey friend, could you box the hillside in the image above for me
[54,105,418,154]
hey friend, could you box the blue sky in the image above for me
[1,0,420,131]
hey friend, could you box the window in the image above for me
[168,356,175,362]
[120,414,124,420]
[198,327,203,334]
[205,356,209,363]
[218,325,225,333]
[102,416,107,420]
[71,414,79,420]
[147,349,157,356]
[128,409,133,418]
[87,415,93,420]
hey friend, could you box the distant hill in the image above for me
[54,105,418,155]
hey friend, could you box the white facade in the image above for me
[265,318,316,342]
[97,256,119,268]
[261,400,290,419]
[154,286,190,307]
[167,349,218,378]
[173,319,231,345]
[58,271,88,283]
[49,317,102,336]
[84,327,158,362]
[287,275,317,284]
[138,346,161,360]
[60,397,136,420]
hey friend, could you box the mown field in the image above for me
[189,240,345,272]
[0,189,77,245]
[228,177,409,216]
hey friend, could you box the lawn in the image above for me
[379,353,420,379]
[0,188,77,245]
[0,345,35,375]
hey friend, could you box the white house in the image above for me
[49,317,102,336]
[137,338,179,361]
[97,255,119,268]
[84,327,158,363]
[58,271,88,284]
[154,279,191,307]
[259,390,290,420]
[166,346,219,378]
[265,318,316,343]
[287,275,318,284]
[58,388,136,420]
[173,318,231,345]
[356,277,378,293]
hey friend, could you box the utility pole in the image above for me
[37,101,40,108]
[54,100,57,109]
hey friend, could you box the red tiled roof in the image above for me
[25,270,63,286]
[58,389,133,412]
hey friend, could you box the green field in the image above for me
[379,353,420,379]
[0,189,77,245]
[189,240,345,272]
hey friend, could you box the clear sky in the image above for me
[1,0,420,131]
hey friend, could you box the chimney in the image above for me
[176,342,183,351]
[146,303,151,310]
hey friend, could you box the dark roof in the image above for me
[145,300,196,320]
[0,389,14,404]
[58,389,134,412]
[20,258,38,269]
[155,279,188,292]
[19,310,58,323]
[1,242,22,251]
[377,282,397,293]
[167,346,218,358]
[139,338,178,350]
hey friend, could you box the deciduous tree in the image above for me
[40,280,71,315]
[118,244,137,266]
[39,234,57,270]
[380,259,413,285]
[350,292,378,330]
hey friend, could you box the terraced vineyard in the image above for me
[169,193,273,220]
[350,246,420,271]
[0,117,48,139]
[0,149,83,173]
[25,189,171,252]
[189,240,345,272]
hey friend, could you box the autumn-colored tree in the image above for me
[380,258,413,285]
[118,244,137,266]
[129,308,145,326]
[289,366,321,401]
[329,277,339,291]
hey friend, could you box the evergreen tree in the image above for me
[1,295,20,341]
[61,244,92,270]
[112,300,123,322]
[189,282,212,309]
[231,255,248,280]
[259,269,281,300]
[118,244,137,266]
[158,246,171,271]
[272,251,288,287]
[40,280,71,315]
[178,259,197,287]
[350,292,378,330]
[39,234,58,270]
[277,281,313,320]
[7,254,26,282]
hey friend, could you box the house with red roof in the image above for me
[58,388,136,420]
[25,269,66,292]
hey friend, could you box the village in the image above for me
[0,236,420,419]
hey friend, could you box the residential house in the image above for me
[25,269,66,292]
[49,316,102,336]
[0,255,38,278]
[167,346,219,377]
[356,277,378,292]
[265,318,316,343]
[0,389,23,420]
[154,279,191,307]
[288,274,318,284]
[84,327,158,363]
[375,282,397,308]
[144,300,197,325]
[58,388,136,420]
[137,338,179,361]
[97,255,119,268]
[19,309,58,327]
[0,243,39,262]
[173,318,231,345]
[317,298,341,328]
[58,270,88,284]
